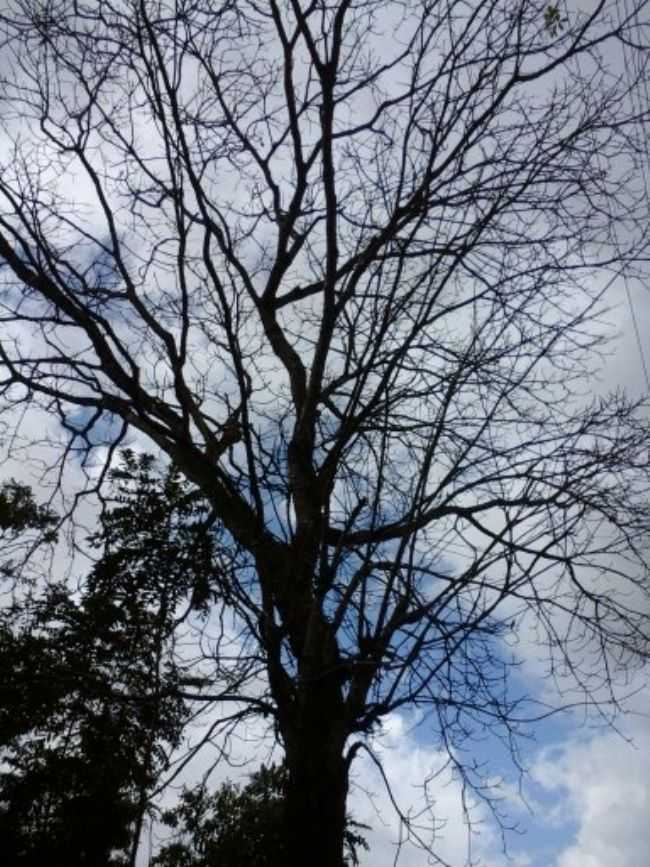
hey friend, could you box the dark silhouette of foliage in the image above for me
[0,453,224,866]
[153,764,369,867]
[0,481,57,579]
[0,482,56,536]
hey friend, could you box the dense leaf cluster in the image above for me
[0,454,215,865]
[154,764,368,867]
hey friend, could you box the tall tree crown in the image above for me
[0,1,649,863]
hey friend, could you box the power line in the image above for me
[619,0,650,392]
[624,276,650,392]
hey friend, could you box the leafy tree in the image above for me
[0,3,649,866]
[0,453,224,866]
[0,480,57,580]
[153,764,368,867]
[543,3,564,36]
[0,482,56,537]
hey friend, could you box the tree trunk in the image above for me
[271,568,352,866]
[284,730,349,867]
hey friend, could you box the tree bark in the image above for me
[284,728,349,867]
[280,608,350,867]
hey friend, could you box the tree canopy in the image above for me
[0,2,649,865]
[0,454,214,866]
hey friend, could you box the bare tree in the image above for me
[0,1,649,865]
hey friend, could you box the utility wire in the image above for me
[619,0,650,392]
[624,276,650,392]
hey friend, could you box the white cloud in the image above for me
[531,685,650,867]
[348,714,504,867]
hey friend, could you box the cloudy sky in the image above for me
[344,274,650,867]
[1,3,649,866]
[105,273,650,867]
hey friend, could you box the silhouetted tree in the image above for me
[0,480,57,580]
[0,3,649,865]
[153,764,368,867]
[0,454,226,866]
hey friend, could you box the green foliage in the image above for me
[543,3,564,36]
[1,454,369,864]
[0,481,57,579]
[95,450,223,614]
[0,481,56,535]
[153,764,369,867]
[0,730,139,867]
[0,585,161,865]
[0,452,224,866]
